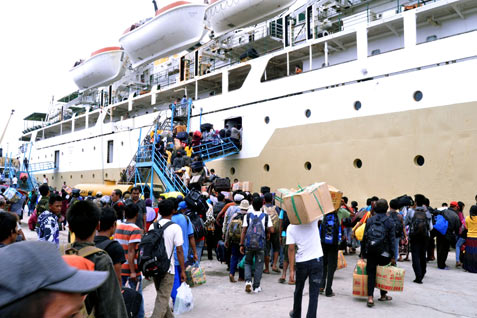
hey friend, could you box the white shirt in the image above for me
[286,219,323,263]
[242,210,273,229]
[12,177,17,185]
[148,218,184,275]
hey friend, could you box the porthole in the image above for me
[82,149,84,152]
[93,146,96,151]
[354,101,362,111]
[105,173,108,178]
[92,174,95,178]
[414,155,425,166]
[230,167,236,175]
[305,109,311,118]
[80,174,83,179]
[264,164,270,172]
[353,159,363,169]
[61,175,63,179]
[70,175,72,179]
[121,141,124,146]
[413,91,423,102]
[52,176,54,180]
[61,152,64,156]
[304,162,312,170]
[264,116,270,124]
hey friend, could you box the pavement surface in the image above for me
[20,218,476,318]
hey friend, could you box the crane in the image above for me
[0,109,15,146]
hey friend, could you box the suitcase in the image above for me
[216,240,226,263]
[214,178,231,192]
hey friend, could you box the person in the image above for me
[225,199,248,282]
[240,196,273,293]
[36,183,50,216]
[320,209,341,297]
[455,201,466,267]
[230,125,241,149]
[279,208,294,284]
[0,196,7,212]
[0,211,19,247]
[388,198,407,261]
[12,175,17,188]
[149,199,186,318]
[209,168,218,182]
[405,194,432,284]
[436,201,461,269]
[42,174,48,184]
[67,200,128,318]
[295,65,303,74]
[125,187,147,231]
[361,199,395,307]
[463,205,477,273]
[95,207,126,284]
[37,194,62,247]
[263,192,281,274]
[0,241,109,318]
[23,157,29,170]
[111,188,123,207]
[114,203,145,318]
[28,189,38,216]
[145,198,157,230]
[287,214,323,318]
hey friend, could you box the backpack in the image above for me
[228,213,244,244]
[365,216,388,255]
[185,190,208,215]
[410,211,428,238]
[95,239,115,252]
[320,213,341,246]
[216,240,226,263]
[185,210,206,240]
[434,214,449,235]
[122,287,142,318]
[389,212,404,238]
[264,205,280,234]
[245,213,268,251]
[137,221,174,279]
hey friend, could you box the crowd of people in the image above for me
[0,174,477,318]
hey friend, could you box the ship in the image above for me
[17,0,477,207]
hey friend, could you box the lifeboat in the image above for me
[206,0,297,36]
[119,1,207,69]
[70,47,126,90]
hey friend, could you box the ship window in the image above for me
[261,53,287,82]
[354,101,362,110]
[426,35,437,42]
[264,164,270,172]
[305,162,312,170]
[371,49,381,56]
[264,116,270,124]
[229,65,251,92]
[414,155,425,166]
[414,91,423,102]
[54,150,60,168]
[61,175,63,179]
[107,140,114,163]
[354,159,363,169]
[230,167,236,175]
[305,109,311,118]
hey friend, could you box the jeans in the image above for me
[244,249,265,289]
[291,258,323,318]
[394,237,400,260]
[321,244,338,295]
[344,227,352,246]
[188,239,205,265]
[366,254,391,298]
[410,237,428,282]
[152,273,174,318]
[230,243,243,276]
[436,233,450,269]
[456,237,466,262]
[171,265,182,304]
[122,275,145,318]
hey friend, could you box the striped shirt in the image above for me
[114,222,142,276]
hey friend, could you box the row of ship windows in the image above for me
[45,172,110,181]
[37,141,124,160]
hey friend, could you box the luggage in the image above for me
[365,217,388,255]
[4,187,20,203]
[389,212,404,238]
[245,213,268,251]
[327,185,343,211]
[185,262,206,287]
[122,287,142,318]
[376,265,405,292]
[200,123,214,132]
[264,205,280,234]
[434,214,449,235]
[185,190,208,215]
[260,186,271,194]
[228,213,244,244]
[232,182,242,191]
[410,211,428,238]
[213,178,231,192]
[185,210,206,240]
[177,131,188,141]
[352,259,367,297]
[337,250,347,270]
[241,181,252,192]
[191,161,203,172]
[216,240,226,263]
[320,212,341,246]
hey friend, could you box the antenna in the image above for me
[152,0,158,12]
[0,109,15,146]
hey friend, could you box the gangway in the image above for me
[25,161,56,173]
[192,137,240,163]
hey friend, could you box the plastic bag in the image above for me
[173,282,194,315]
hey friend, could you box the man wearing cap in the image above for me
[0,241,109,318]
[436,201,461,269]
[125,187,147,231]
[222,193,245,236]
[225,199,249,282]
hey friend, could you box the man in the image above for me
[0,241,108,318]
[263,192,281,273]
[287,212,323,318]
[0,196,7,212]
[125,187,147,231]
[111,189,123,206]
[209,168,218,183]
[224,199,248,282]
[95,207,126,284]
[37,194,62,247]
[36,183,50,216]
[404,194,432,284]
[28,189,38,216]
[240,196,273,293]
[67,200,128,318]
[388,199,407,261]
[230,125,241,149]
[42,174,48,184]
[0,211,18,247]
[436,201,461,269]
[362,199,396,307]
[150,199,187,318]
[12,175,18,188]
[320,209,342,297]
[455,201,466,267]
[279,208,294,284]
[114,203,145,318]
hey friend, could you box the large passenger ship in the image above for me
[18,0,477,206]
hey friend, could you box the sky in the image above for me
[0,0,153,155]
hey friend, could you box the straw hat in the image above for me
[239,200,250,210]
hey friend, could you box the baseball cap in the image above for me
[178,201,188,211]
[234,194,245,202]
[450,201,459,207]
[0,241,108,307]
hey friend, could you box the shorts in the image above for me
[265,233,280,256]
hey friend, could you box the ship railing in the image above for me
[192,137,240,163]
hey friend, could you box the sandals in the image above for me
[288,280,295,285]
[378,296,392,302]
[367,300,375,307]
[278,278,286,284]
[272,268,281,273]
[229,275,236,283]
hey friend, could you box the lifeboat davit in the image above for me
[119,1,207,69]
[70,47,126,90]
[206,0,297,36]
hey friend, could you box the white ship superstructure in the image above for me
[19,0,477,206]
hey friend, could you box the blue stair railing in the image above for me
[192,137,240,163]
[26,161,56,173]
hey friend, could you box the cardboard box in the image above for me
[221,192,232,200]
[232,182,242,191]
[282,182,334,225]
[241,181,252,192]
[354,259,367,275]
[376,265,405,292]
[352,273,368,297]
[327,185,343,211]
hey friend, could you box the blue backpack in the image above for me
[434,214,449,235]
[245,213,267,251]
[320,213,341,245]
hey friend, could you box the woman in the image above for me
[463,205,477,273]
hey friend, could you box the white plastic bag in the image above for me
[173,282,194,315]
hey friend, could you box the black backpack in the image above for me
[282,210,290,232]
[320,212,341,246]
[138,221,174,278]
[365,216,388,255]
[410,211,428,238]
[122,287,142,318]
[389,212,403,238]
[185,210,207,240]
[185,190,208,215]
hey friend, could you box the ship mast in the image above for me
[0,109,15,146]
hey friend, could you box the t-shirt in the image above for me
[279,209,286,237]
[242,210,272,229]
[148,219,184,274]
[37,211,59,247]
[466,216,477,238]
[125,199,146,230]
[286,219,323,263]
[94,236,126,266]
[167,213,194,266]
[114,222,142,276]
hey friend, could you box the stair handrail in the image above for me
[192,137,240,162]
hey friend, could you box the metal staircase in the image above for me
[192,137,240,163]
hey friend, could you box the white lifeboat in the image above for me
[119,1,207,69]
[70,47,126,90]
[206,0,297,36]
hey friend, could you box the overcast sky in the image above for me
[0,0,153,155]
